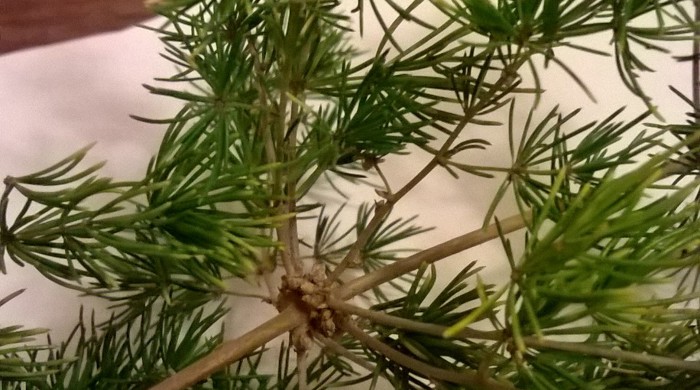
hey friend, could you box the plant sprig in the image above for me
[2,0,700,389]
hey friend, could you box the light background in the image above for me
[0,5,693,386]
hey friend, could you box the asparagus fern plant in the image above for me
[2,0,700,389]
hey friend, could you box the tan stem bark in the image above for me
[151,212,530,389]
[524,337,700,372]
[342,320,516,390]
[149,307,306,390]
[336,212,530,300]
[332,297,700,373]
[327,296,503,341]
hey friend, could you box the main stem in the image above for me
[152,10,530,390]
[694,0,699,120]
[150,307,306,390]
[151,212,530,389]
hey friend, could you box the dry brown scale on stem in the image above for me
[277,263,344,347]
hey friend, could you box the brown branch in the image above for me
[342,320,516,390]
[276,193,300,276]
[262,269,279,303]
[327,200,393,281]
[328,114,472,282]
[524,337,700,372]
[283,100,303,275]
[336,211,530,300]
[244,37,301,277]
[152,212,530,389]
[315,333,377,372]
[331,296,700,373]
[327,296,503,341]
[297,348,309,390]
[328,58,524,283]
[245,37,278,170]
[373,159,393,196]
[149,306,306,390]
[694,0,700,123]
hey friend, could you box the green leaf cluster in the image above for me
[2,0,700,389]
